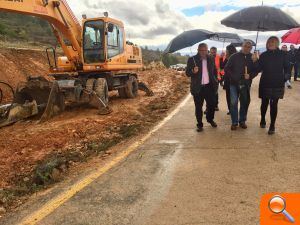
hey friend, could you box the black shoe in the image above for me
[268,127,275,135]
[239,123,247,129]
[197,127,204,132]
[260,119,266,128]
[209,121,218,128]
[231,124,238,131]
[288,85,292,89]
[260,122,266,128]
[215,107,219,111]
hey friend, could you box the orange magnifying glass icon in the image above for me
[268,195,295,223]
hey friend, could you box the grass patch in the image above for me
[119,124,141,138]
[148,102,170,111]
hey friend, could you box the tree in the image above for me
[162,54,179,68]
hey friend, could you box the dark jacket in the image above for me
[296,49,300,63]
[186,54,218,95]
[224,52,258,86]
[288,49,297,64]
[256,49,290,99]
[220,58,230,89]
[283,50,292,79]
[283,50,292,63]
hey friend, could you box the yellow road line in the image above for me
[19,94,192,225]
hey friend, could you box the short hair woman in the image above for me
[255,36,290,135]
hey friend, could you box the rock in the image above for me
[23,177,30,182]
[59,164,67,172]
[50,168,61,182]
[0,207,6,214]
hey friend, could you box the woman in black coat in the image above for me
[255,36,290,135]
[296,47,300,78]
[220,44,237,115]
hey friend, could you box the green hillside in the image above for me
[0,12,56,44]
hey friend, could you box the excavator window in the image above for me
[119,28,124,54]
[83,20,105,64]
[107,23,122,58]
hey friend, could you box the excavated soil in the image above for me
[0,48,189,206]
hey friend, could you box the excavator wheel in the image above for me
[94,78,109,105]
[86,78,95,92]
[88,78,109,109]
[118,87,127,98]
[124,75,138,98]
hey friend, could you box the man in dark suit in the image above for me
[186,43,218,132]
[288,45,298,81]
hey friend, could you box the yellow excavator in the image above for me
[0,0,153,127]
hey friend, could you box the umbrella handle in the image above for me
[192,57,197,67]
[254,30,259,51]
[190,47,197,67]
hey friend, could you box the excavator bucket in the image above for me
[0,101,39,128]
[0,77,65,128]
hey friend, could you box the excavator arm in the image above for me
[0,0,82,69]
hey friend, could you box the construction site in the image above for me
[0,46,189,208]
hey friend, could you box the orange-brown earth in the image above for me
[0,48,189,211]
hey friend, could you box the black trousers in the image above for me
[215,83,219,108]
[291,63,298,80]
[193,85,215,127]
[205,83,219,109]
[225,87,231,112]
[261,98,279,128]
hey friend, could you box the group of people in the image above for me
[281,44,300,88]
[186,36,292,135]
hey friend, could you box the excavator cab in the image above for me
[81,17,134,72]
[83,19,105,64]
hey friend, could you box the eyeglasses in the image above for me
[243,45,252,49]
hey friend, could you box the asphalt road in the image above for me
[2,79,300,225]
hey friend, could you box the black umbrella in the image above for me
[210,32,245,51]
[164,29,214,54]
[231,39,256,47]
[221,6,299,31]
[221,5,299,49]
[210,32,244,43]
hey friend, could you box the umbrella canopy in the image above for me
[231,39,256,47]
[210,32,244,43]
[282,28,300,45]
[221,6,299,31]
[164,29,214,54]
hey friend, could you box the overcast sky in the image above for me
[70,0,300,53]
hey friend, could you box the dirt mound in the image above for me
[0,48,49,87]
[0,48,49,104]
